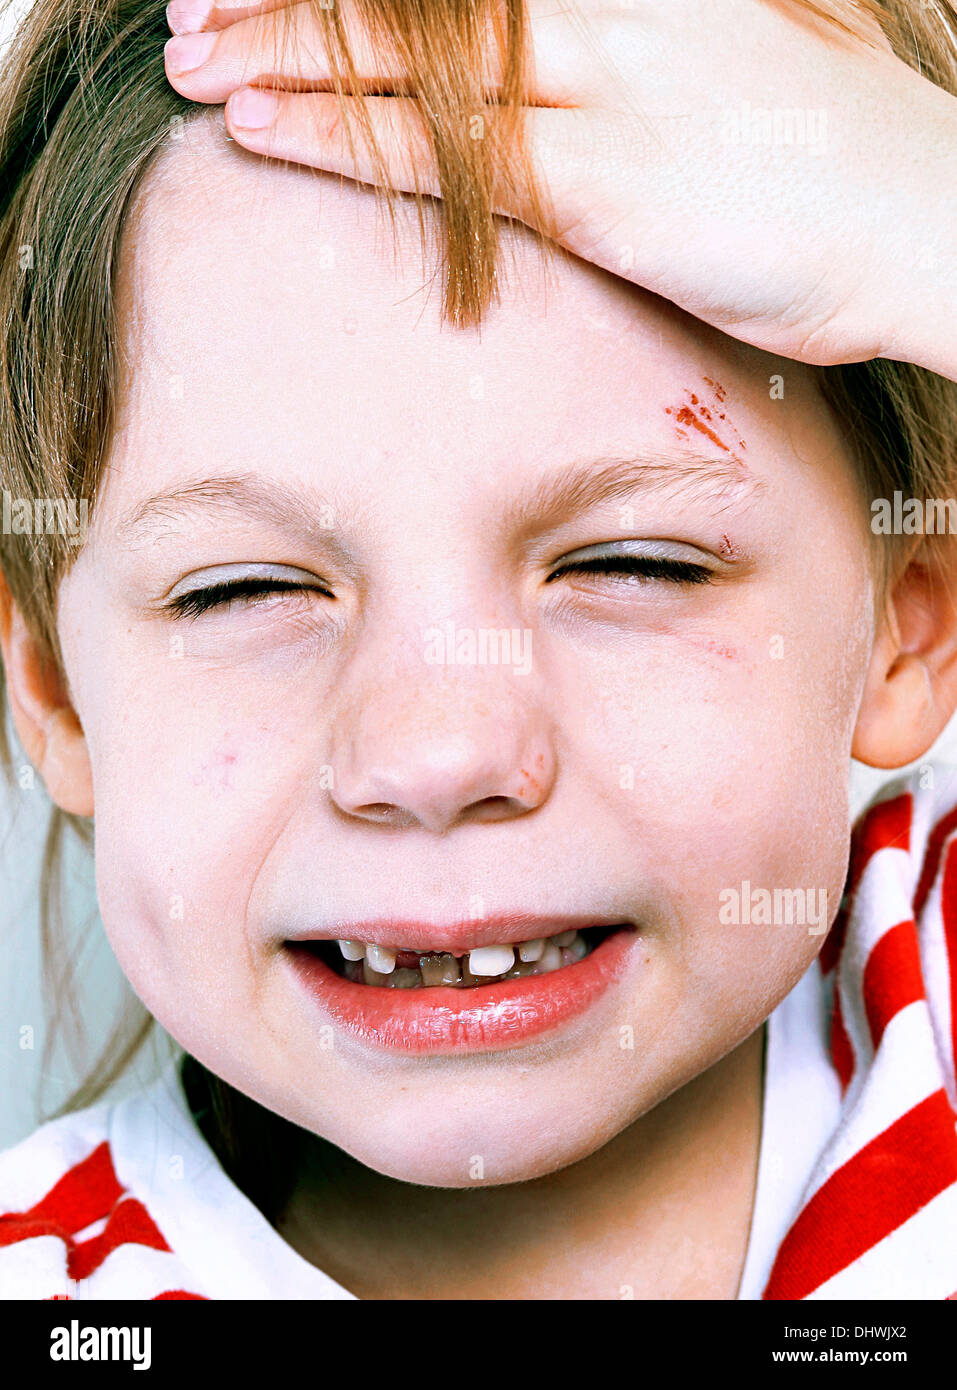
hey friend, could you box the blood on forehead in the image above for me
[665,378,747,457]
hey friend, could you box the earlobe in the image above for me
[852,643,939,769]
[0,580,93,817]
[852,550,957,770]
[37,705,94,817]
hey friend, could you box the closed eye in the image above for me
[166,554,713,618]
[547,555,714,585]
[167,576,332,619]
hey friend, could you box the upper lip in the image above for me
[284,914,632,956]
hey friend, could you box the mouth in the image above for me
[283,922,638,1053]
[296,922,619,988]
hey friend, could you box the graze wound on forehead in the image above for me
[665,380,747,456]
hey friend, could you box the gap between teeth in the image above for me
[337,930,591,986]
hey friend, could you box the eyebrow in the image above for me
[508,451,764,535]
[114,453,765,550]
[115,473,361,565]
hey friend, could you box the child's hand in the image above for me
[164,0,957,376]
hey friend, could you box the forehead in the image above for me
[109,120,829,506]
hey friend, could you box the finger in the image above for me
[225,89,444,197]
[167,0,304,38]
[225,88,570,242]
[166,0,589,107]
[166,1,408,102]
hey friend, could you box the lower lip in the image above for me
[284,928,637,1054]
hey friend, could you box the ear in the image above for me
[0,574,93,816]
[853,545,957,769]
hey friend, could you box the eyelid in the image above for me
[164,562,326,602]
[552,538,727,569]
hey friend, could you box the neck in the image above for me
[274,1023,767,1300]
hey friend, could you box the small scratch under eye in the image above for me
[682,633,740,662]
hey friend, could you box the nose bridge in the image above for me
[326,607,553,831]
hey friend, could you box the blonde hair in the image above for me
[0,0,955,1211]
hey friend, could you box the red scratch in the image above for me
[703,376,727,403]
[674,406,730,452]
[684,634,739,661]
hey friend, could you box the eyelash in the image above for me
[168,577,327,620]
[545,555,713,586]
[168,555,713,619]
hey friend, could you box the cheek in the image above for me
[87,670,310,1026]
[546,613,856,953]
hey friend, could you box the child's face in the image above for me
[56,126,875,1185]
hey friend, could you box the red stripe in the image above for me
[0,1141,123,1248]
[849,793,912,895]
[940,842,957,1082]
[762,1088,957,1300]
[862,921,927,1047]
[820,794,912,975]
[819,896,849,977]
[0,1216,71,1247]
[830,986,854,1094]
[70,1197,172,1281]
[24,1142,121,1235]
[915,804,957,920]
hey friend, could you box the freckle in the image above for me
[690,393,699,405]
[665,407,673,415]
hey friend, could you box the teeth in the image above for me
[338,939,366,961]
[467,944,515,978]
[420,953,461,986]
[391,968,421,989]
[332,927,603,987]
[537,943,563,973]
[504,959,538,980]
[362,959,394,986]
[562,936,588,965]
[366,944,397,975]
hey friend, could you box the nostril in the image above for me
[469,795,529,822]
[355,803,404,823]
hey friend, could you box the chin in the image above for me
[320,1084,619,1188]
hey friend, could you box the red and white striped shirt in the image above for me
[1,767,956,1299]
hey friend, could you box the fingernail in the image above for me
[164,32,217,75]
[229,88,279,130]
[166,1,212,36]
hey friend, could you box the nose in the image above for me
[326,632,556,834]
